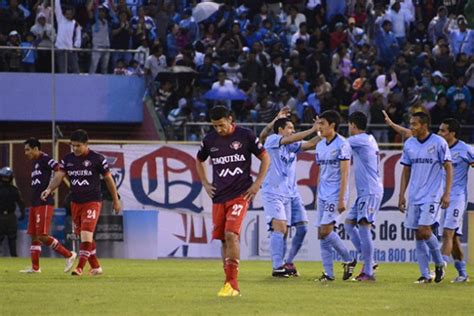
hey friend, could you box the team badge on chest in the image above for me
[230,141,242,150]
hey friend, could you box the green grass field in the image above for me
[0,258,473,315]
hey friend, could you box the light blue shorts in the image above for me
[346,194,382,224]
[441,199,466,235]
[290,194,308,225]
[315,199,343,227]
[404,202,441,230]
[262,192,291,227]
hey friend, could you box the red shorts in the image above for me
[27,205,54,236]
[71,201,102,234]
[212,196,249,240]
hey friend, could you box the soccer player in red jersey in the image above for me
[196,106,270,297]
[20,138,77,273]
[41,130,121,276]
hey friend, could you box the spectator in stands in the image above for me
[376,20,400,68]
[212,70,233,90]
[179,8,198,43]
[385,1,410,47]
[134,37,149,67]
[447,75,472,112]
[445,15,473,57]
[330,21,348,51]
[241,51,264,85]
[0,0,26,35]
[197,54,220,90]
[222,54,242,86]
[428,6,448,44]
[20,32,37,72]
[113,58,131,75]
[349,90,371,123]
[290,22,310,49]
[255,91,278,123]
[111,11,132,69]
[4,30,21,72]
[130,6,156,47]
[30,12,55,72]
[430,93,451,124]
[89,5,117,74]
[35,0,53,24]
[166,23,179,59]
[54,0,81,73]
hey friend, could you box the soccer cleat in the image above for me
[272,266,290,278]
[71,268,83,276]
[217,282,240,297]
[451,276,469,283]
[88,267,103,276]
[316,273,335,282]
[434,263,446,283]
[19,267,41,273]
[283,263,299,277]
[355,273,375,282]
[342,259,357,281]
[64,251,77,273]
[372,263,379,272]
[414,276,432,284]
[353,263,380,280]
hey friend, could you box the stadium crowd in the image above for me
[0,0,473,140]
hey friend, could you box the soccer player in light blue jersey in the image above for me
[437,119,474,282]
[384,113,474,283]
[344,112,383,281]
[399,112,453,284]
[261,115,320,277]
[315,110,357,282]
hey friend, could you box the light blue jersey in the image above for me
[348,133,383,197]
[315,134,352,201]
[449,140,474,201]
[400,134,451,205]
[262,134,302,197]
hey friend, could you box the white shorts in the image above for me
[346,194,382,224]
[441,199,466,235]
[262,192,291,228]
[315,199,343,227]
[404,202,441,230]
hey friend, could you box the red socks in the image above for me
[30,241,42,271]
[77,242,93,270]
[224,258,240,291]
[45,236,72,258]
[88,241,101,269]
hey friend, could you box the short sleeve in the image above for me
[45,157,59,172]
[338,141,351,160]
[466,145,474,165]
[264,134,282,150]
[59,158,66,171]
[438,139,451,163]
[98,154,110,176]
[287,141,302,153]
[196,137,210,162]
[400,143,412,166]
[248,130,265,157]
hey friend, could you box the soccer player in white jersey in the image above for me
[399,112,453,283]
[385,113,474,283]
[260,110,320,277]
[344,112,384,281]
[315,110,357,282]
[437,119,474,282]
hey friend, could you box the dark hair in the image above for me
[210,106,231,121]
[357,90,366,99]
[442,118,461,138]
[24,137,41,149]
[320,110,341,131]
[273,118,291,134]
[70,129,89,143]
[411,112,431,126]
[348,111,367,130]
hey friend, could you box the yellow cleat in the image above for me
[217,282,240,297]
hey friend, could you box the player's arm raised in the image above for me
[103,173,122,214]
[338,159,350,213]
[398,166,410,213]
[259,106,291,144]
[280,117,319,145]
[40,170,66,201]
[383,110,412,139]
[243,151,270,201]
